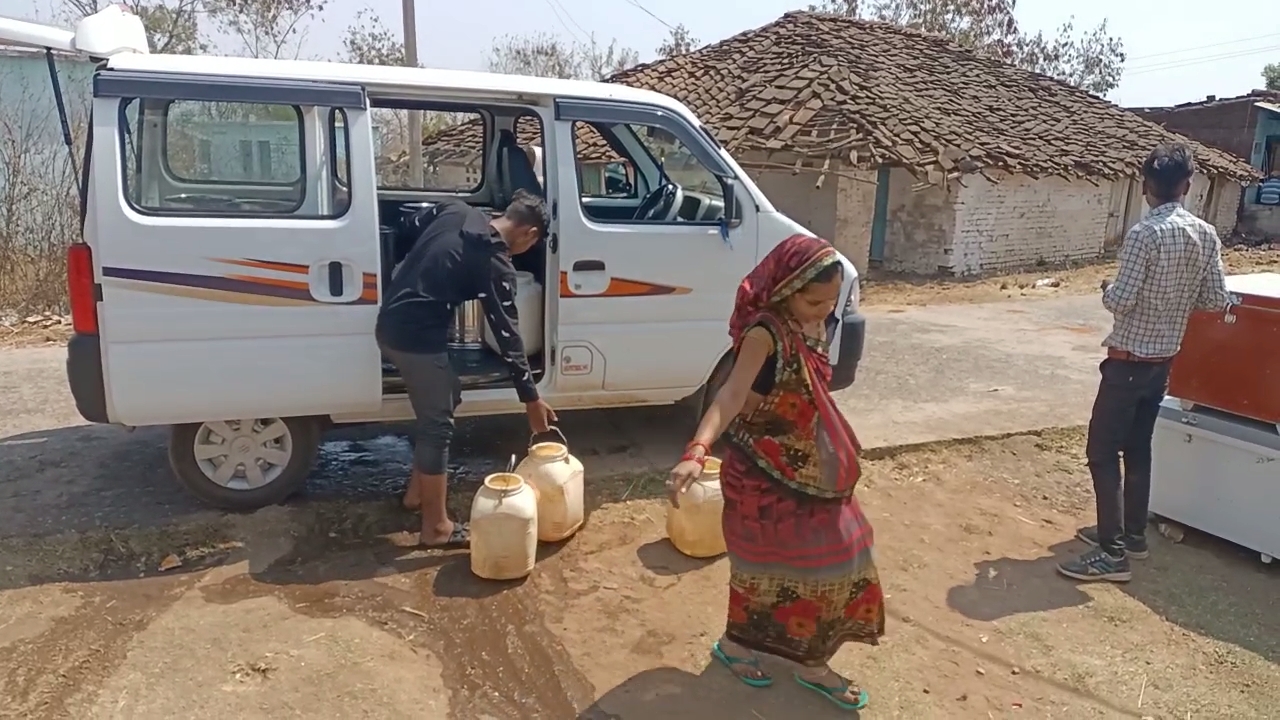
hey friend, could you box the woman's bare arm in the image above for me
[689,327,772,450]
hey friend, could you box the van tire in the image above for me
[169,417,321,511]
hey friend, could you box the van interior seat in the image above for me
[494,129,543,209]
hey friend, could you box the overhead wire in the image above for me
[1126,44,1280,76]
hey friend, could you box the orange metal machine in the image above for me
[1167,273,1280,424]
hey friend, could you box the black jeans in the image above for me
[379,344,461,475]
[1084,357,1171,555]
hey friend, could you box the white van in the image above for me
[3,8,866,510]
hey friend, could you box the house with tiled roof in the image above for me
[1131,91,1280,241]
[421,11,1257,274]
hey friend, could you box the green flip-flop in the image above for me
[794,672,869,711]
[711,641,774,688]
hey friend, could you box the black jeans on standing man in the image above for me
[1085,357,1171,557]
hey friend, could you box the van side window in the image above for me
[571,119,725,224]
[330,108,351,216]
[514,113,546,186]
[120,98,349,218]
[571,122,637,200]
[372,106,485,193]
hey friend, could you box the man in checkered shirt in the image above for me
[1057,142,1230,584]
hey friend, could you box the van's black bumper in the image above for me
[66,333,110,424]
[829,311,865,392]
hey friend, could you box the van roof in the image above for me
[105,53,697,119]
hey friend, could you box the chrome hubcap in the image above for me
[193,418,293,490]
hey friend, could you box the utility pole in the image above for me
[402,0,423,186]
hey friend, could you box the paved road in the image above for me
[0,295,1112,538]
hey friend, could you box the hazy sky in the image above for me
[4,0,1276,107]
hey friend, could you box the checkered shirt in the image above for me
[1102,202,1229,359]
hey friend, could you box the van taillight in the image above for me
[66,243,98,335]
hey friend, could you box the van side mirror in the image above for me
[721,176,742,227]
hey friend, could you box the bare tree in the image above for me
[488,33,639,81]
[204,0,326,59]
[61,0,205,54]
[805,0,1126,96]
[581,35,640,80]
[656,23,700,58]
[0,70,88,314]
[341,7,403,66]
[488,32,583,79]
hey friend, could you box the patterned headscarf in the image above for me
[729,233,840,346]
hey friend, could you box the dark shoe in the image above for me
[1076,526,1149,560]
[1057,547,1132,583]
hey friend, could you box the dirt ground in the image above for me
[2,428,1275,720]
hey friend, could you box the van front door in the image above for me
[552,99,758,393]
[91,70,380,425]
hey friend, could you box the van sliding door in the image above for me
[90,70,381,425]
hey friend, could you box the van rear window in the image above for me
[119,98,345,217]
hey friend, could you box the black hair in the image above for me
[505,189,550,238]
[1142,143,1196,203]
[804,261,843,288]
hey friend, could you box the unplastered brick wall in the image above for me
[881,167,957,274]
[1210,182,1243,238]
[747,164,839,242]
[949,173,1112,275]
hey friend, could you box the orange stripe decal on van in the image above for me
[558,271,692,298]
[213,258,379,292]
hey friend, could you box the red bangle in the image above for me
[682,441,711,467]
[685,441,711,456]
[680,452,707,468]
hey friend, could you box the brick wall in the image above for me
[1133,99,1259,160]
[881,167,955,274]
[1211,182,1243,238]
[948,173,1112,275]
[747,166,839,244]
[833,170,878,274]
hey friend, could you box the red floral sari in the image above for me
[720,234,885,666]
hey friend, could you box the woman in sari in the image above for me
[668,234,885,711]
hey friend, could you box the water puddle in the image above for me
[309,433,503,499]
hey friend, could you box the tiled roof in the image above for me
[604,11,1257,183]
[421,11,1256,183]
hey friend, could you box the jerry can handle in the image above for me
[528,425,569,450]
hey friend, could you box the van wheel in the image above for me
[169,417,320,511]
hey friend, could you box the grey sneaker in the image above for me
[1076,526,1149,560]
[1056,547,1132,583]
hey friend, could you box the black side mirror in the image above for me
[721,177,741,225]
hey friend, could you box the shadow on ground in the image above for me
[578,665,860,719]
[946,533,1280,667]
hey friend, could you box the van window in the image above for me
[571,122,637,199]
[628,123,724,202]
[514,113,547,185]
[330,108,352,216]
[164,100,303,185]
[373,107,485,193]
[120,99,347,218]
[571,119,725,224]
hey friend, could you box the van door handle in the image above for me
[573,259,606,272]
[309,260,359,303]
[327,261,344,296]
